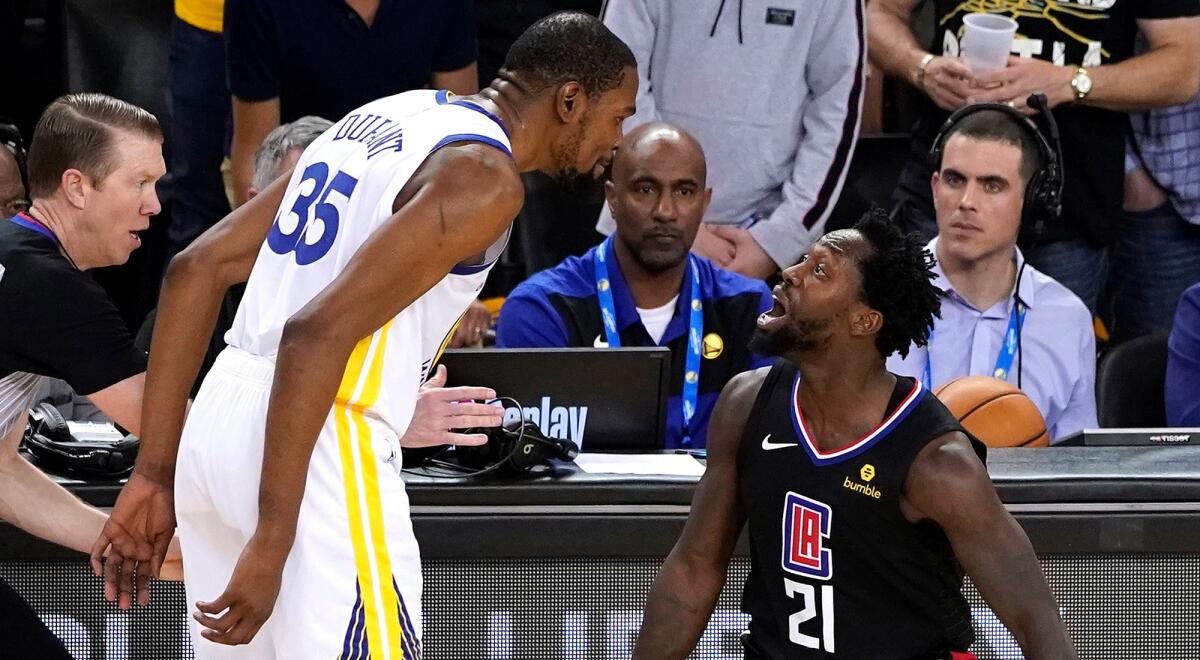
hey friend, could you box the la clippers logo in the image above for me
[782,492,832,580]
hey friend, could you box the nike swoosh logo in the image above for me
[593,334,609,348]
[761,434,798,451]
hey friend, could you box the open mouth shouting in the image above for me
[757,291,788,331]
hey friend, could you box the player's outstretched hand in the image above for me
[400,364,503,448]
[90,471,176,609]
[193,535,285,646]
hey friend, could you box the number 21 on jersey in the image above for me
[782,492,835,652]
[268,161,358,265]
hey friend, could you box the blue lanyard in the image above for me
[595,237,703,446]
[923,301,1027,387]
[11,213,61,247]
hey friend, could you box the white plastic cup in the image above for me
[961,13,1018,74]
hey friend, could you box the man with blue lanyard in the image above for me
[497,122,773,449]
[886,107,1096,441]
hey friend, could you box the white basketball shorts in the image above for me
[175,346,422,659]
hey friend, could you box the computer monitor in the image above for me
[438,347,671,452]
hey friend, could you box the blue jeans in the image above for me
[1105,202,1200,343]
[893,200,1109,313]
[166,18,230,263]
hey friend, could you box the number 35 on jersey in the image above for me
[267,161,358,265]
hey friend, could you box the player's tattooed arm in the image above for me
[634,368,766,660]
[91,167,294,608]
[904,434,1079,660]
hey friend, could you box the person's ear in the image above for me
[850,305,883,340]
[556,82,588,124]
[61,168,88,209]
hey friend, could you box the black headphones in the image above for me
[930,93,1064,245]
[453,417,580,473]
[23,403,140,477]
[403,397,580,478]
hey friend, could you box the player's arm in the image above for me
[193,144,523,645]
[134,170,293,488]
[90,170,293,604]
[904,434,1078,660]
[633,368,764,660]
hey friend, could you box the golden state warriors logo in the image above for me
[860,464,875,482]
[597,278,610,292]
[702,333,723,359]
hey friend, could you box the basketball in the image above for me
[933,376,1050,447]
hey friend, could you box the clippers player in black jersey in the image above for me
[634,210,1076,660]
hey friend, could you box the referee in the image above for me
[0,93,175,656]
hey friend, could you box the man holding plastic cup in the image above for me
[867,2,1200,315]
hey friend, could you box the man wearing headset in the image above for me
[886,104,1096,442]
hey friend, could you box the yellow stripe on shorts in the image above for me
[334,323,407,657]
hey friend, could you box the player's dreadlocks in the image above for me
[852,208,943,360]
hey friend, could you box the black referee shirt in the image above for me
[0,218,146,419]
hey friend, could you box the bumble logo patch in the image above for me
[702,333,724,359]
[860,464,875,482]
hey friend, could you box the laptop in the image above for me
[437,347,671,452]
[1056,428,1200,446]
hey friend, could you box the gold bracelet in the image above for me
[915,53,936,88]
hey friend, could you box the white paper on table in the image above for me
[573,453,705,476]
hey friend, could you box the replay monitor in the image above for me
[438,347,671,452]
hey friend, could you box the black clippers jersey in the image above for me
[738,362,985,660]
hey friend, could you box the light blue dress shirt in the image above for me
[887,238,1098,441]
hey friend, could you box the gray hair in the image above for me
[250,115,333,192]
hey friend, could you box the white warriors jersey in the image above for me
[228,90,512,433]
